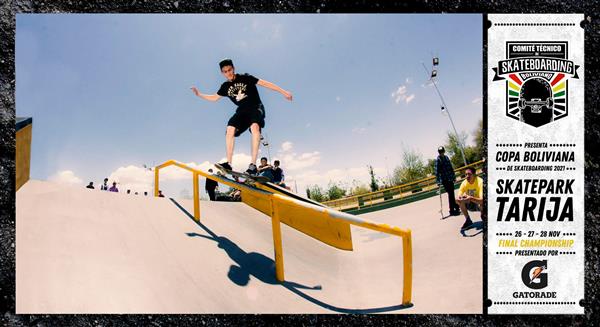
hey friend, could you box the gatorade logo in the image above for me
[521,259,548,289]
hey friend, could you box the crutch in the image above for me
[438,184,444,219]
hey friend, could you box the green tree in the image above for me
[473,119,484,161]
[350,179,370,196]
[326,182,346,201]
[425,158,436,176]
[307,185,326,202]
[464,146,480,165]
[392,148,428,185]
[445,131,470,168]
[368,165,379,192]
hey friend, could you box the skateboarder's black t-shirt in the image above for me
[217,73,262,110]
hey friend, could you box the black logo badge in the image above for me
[521,259,548,289]
[492,42,580,127]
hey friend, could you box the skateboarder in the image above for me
[190,58,293,175]
[456,167,483,231]
[434,146,461,216]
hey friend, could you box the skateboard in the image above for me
[214,163,270,184]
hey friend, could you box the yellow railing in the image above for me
[155,159,413,306]
[323,159,485,210]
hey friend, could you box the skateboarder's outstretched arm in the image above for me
[190,86,221,102]
[257,79,293,101]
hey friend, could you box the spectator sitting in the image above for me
[86,182,95,189]
[158,190,165,198]
[100,178,109,191]
[144,191,148,196]
[109,182,119,192]
[127,189,131,194]
[456,167,484,231]
[272,160,288,189]
[257,157,275,181]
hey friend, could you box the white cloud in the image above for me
[471,96,482,104]
[391,84,415,105]
[107,165,152,193]
[421,80,435,88]
[391,85,406,97]
[218,153,253,172]
[352,127,367,134]
[335,96,341,102]
[49,170,83,185]
[281,141,294,152]
[272,141,321,172]
[405,77,413,84]
[278,151,321,171]
[106,161,213,194]
[305,123,312,128]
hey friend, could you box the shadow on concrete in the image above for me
[186,232,317,290]
[169,198,413,313]
[461,220,485,237]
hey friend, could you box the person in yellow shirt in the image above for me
[456,167,483,230]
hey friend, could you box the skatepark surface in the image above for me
[16,180,482,314]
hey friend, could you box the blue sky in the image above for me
[16,14,482,197]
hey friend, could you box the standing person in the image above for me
[456,167,484,231]
[190,58,293,175]
[205,169,219,201]
[86,182,95,189]
[109,182,119,192]
[272,160,287,188]
[100,178,109,191]
[434,146,461,216]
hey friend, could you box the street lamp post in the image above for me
[143,163,154,196]
[261,134,271,162]
[422,58,468,167]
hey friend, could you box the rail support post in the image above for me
[193,172,200,221]
[270,199,285,282]
[402,229,413,305]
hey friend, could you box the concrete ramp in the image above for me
[16,180,482,313]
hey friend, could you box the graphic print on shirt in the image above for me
[226,83,248,102]
[217,74,261,108]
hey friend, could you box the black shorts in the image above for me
[227,104,266,137]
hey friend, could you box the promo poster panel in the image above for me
[487,14,584,314]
